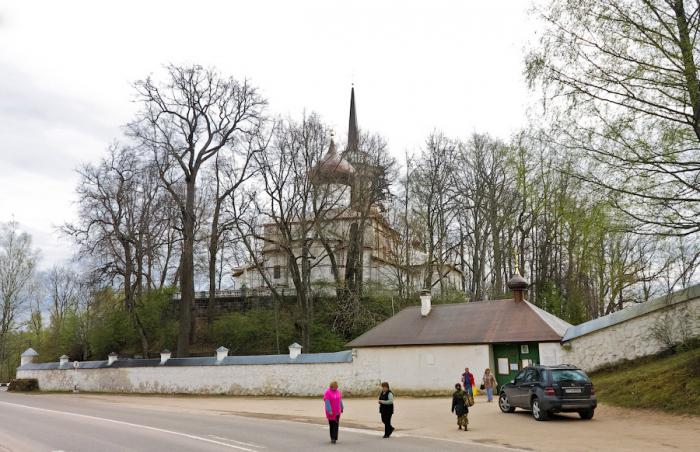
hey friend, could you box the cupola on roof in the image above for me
[507,270,529,290]
[311,135,355,185]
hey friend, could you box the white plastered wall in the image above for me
[18,344,491,396]
[355,344,490,394]
[538,297,700,372]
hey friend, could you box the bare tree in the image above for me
[204,135,263,330]
[45,265,79,334]
[454,134,494,301]
[412,132,460,295]
[234,115,342,349]
[0,221,39,380]
[129,65,267,356]
[64,145,162,357]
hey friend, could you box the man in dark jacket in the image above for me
[378,382,395,438]
[462,367,475,395]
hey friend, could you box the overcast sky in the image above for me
[0,0,537,269]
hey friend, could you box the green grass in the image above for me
[590,347,700,416]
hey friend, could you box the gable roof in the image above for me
[346,299,571,348]
[21,348,39,357]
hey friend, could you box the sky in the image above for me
[0,0,538,269]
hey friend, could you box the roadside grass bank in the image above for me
[590,347,700,416]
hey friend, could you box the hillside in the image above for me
[591,347,700,416]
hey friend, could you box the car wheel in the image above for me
[499,392,515,413]
[578,408,594,420]
[531,397,549,421]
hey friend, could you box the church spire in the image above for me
[347,85,358,155]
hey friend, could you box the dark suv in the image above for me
[498,365,597,421]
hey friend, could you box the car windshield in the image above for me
[551,369,589,383]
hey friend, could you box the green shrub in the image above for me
[137,287,179,352]
[8,378,39,392]
[87,291,137,358]
[310,322,346,352]
[211,308,295,355]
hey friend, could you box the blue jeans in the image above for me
[486,387,494,401]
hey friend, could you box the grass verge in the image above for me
[590,347,700,416]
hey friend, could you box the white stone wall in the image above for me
[355,344,491,394]
[17,344,490,396]
[18,361,377,397]
[557,297,700,372]
[538,342,566,366]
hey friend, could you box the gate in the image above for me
[492,342,540,388]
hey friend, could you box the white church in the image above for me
[233,88,462,294]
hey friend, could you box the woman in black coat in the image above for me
[378,382,395,438]
[451,383,469,431]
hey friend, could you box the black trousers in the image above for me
[328,415,340,441]
[381,412,393,436]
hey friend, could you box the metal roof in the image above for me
[18,350,353,371]
[346,299,570,348]
[562,283,700,342]
[527,302,572,337]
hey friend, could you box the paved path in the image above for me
[17,392,697,452]
[0,390,505,452]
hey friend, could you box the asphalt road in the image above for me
[0,389,506,452]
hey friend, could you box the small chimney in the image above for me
[507,270,530,303]
[107,352,118,365]
[160,349,171,364]
[420,289,432,317]
[59,355,70,366]
[20,348,39,366]
[216,346,229,362]
[288,342,302,359]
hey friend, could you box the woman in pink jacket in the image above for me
[323,381,344,444]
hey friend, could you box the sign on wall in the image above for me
[497,358,509,375]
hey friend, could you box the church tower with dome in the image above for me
[309,133,355,208]
[232,88,462,294]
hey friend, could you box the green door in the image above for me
[492,343,540,388]
[493,344,519,388]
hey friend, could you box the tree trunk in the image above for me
[123,239,150,358]
[672,0,700,141]
[177,178,196,357]
[207,202,221,331]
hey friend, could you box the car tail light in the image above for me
[544,387,555,396]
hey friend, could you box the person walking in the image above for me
[462,367,475,396]
[451,383,469,431]
[323,381,344,444]
[482,368,497,402]
[378,382,395,438]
